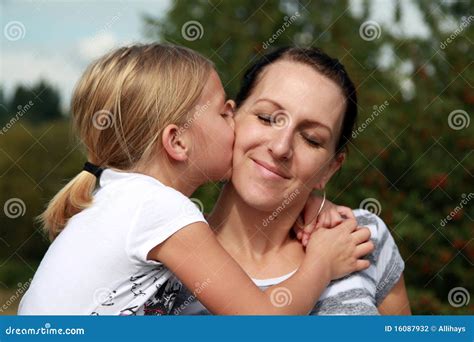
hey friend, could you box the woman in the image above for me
[147,46,411,315]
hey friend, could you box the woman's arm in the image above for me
[377,274,411,315]
[148,220,372,315]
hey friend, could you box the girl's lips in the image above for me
[252,159,290,180]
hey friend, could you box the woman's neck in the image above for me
[209,182,305,265]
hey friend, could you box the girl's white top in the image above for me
[18,169,205,315]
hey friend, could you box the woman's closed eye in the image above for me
[301,133,322,148]
[257,114,274,124]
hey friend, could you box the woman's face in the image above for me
[231,60,347,211]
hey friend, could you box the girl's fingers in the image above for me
[329,210,343,227]
[351,227,371,244]
[303,221,316,234]
[354,241,375,258]
[297,231,303,240]
[336,206,355,220]
[355,259,371,272]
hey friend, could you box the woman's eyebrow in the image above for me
[254,98,283,109]
[301,119,332,138]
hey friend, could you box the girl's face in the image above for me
[231,60,346,211]
[191,70,235,181]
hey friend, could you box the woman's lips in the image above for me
[252,158,290,180]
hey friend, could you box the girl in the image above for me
[18,44,373,315]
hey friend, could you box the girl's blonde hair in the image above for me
[39,43,213,241]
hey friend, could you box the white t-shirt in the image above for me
[18,169,206,315]
[163,209,404,315]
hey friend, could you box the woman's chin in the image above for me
[238,187,286,212]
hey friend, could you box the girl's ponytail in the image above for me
[39,171,97,241]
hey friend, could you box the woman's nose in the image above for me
[268,128,293,160]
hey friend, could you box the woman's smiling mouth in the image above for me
[251,158,291,180]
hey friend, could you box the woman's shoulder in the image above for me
[352,208,389,241]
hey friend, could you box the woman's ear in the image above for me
[314,152,346,190]
[161,124,189,162]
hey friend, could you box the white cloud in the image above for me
[77,31,118,61]
[0,49,82,111]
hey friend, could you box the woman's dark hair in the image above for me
[235,46,357,154]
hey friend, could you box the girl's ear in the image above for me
[225,99,236,116]
[314,152,346,190]
[222,100,236,129]
[161,124,189,162]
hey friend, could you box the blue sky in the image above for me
[1,0,171,108]
[1,0,434,109]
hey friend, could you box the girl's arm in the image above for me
[148,220,372,315]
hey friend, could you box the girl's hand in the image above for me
[294,193,356,246]
[304,218,374,280]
